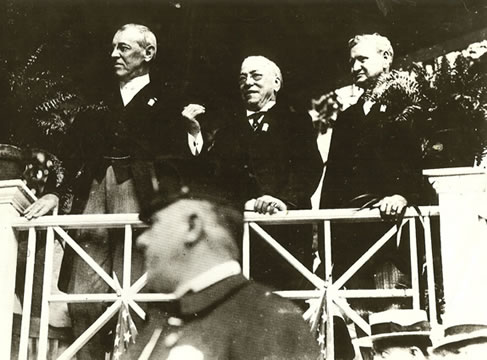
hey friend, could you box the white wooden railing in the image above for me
[8,212,177,360]
[244,207,440,359]
[2,166,486,359]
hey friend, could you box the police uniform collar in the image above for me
[174,261,241,297]
[179,274,248,316]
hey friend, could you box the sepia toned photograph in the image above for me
[1,0,486,359]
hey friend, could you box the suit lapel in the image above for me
[124,82,155,111]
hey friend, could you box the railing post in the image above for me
[242,222,250,279]
[0,180,35,359]
[408,219,420,309]
[424,167,487,325]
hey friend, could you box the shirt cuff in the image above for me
[188,132,204,156]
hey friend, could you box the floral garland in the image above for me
[361,54,487,166]
[365,70,424,125]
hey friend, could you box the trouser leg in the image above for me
[67,165,148,359]
[105,166,147,343]
[68,177,112,360]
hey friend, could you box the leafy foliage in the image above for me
[5,30,107,197]
[366,54,486,167]
[413,54,487,167]
[367,70,425,126]
[310,91,344,134]
[313,43,487,168]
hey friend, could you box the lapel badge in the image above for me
[262,123,269,132]
[380,104,387,113]
[148,97,158,107]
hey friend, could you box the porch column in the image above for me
[424,167,487,325]
[0,180,35,359]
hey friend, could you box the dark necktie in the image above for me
[193,141,200,156]
[248,112,265,131]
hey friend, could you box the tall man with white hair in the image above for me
[25,23,199,359]
[320,34,423,290]
[183,55,322,290]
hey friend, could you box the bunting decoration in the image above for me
[112,274,139,360]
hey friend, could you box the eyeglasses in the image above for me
[239,72,264,84]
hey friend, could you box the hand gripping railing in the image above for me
[243,206,440,359]
[9,206,440,360]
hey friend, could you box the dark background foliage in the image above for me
[0,0,486,186]
[2,0,486,112]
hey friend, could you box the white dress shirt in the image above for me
[120,74,150,106]
[191,100,277,155]
[246,100,276,127]
[362,99,375,116]
[119,73,201,155]
[188,132,203,155]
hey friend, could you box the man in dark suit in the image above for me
[125,186,319,360]
[24,23,198,359]
[183,56,323,290]
[320,34,423,288]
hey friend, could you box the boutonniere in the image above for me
[147,97,158,106]
[262,123,270,132]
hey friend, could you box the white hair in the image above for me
[242,55,283,86]
[348,33,394,69]
[118,23,157,59]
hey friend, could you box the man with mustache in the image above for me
[183,55,323,291]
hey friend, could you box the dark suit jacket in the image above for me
[54,81,191,212]
[124,274,320,359]
[320,100,423,209]
[209,102,323,209]
[319,99,423,277]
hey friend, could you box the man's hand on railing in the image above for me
[245,195,287,215]
[374,194,408,220]
[24,193,59,219]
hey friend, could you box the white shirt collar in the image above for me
[119,73,150,106]
[246,100,276,118]
[173,260,241,298]
[362,99,375,116]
